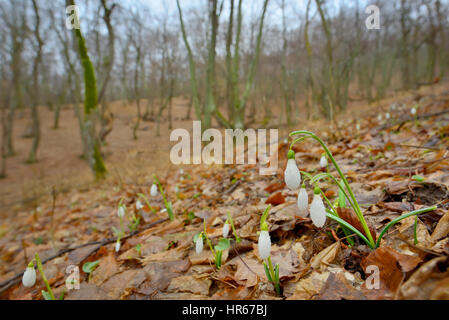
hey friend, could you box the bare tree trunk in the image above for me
[27,0,44,164]
[69,0,107,179]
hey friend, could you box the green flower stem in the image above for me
[299,170,313,180]
[267,256,280,295]
[290,130,375,247]
[414,216,418,245]
[137,193,156,213]
[35,253,55,300]
[260,205,271,230]
[325,211,372,248]
[310,172,356,210]
[318,188,338,217]
[203,220,216,259]
[375,206,436,248]
[227,212,241,243]
[319,188,355,246]
[153,175,174,220]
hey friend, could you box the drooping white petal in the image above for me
[117,206,125,218]
[22,267,36,288]
[195,238,203,254]
[411,107,416,115]
[320,155,328,168]
[297,187,309,213]
[258,230,271,260]
[310,194,327,228]
[284,159,301,190]
[150,184,158,196]
[222,223,230,238]
[385,112,391,119]
[115,241,121,252]
[136,200,143,210]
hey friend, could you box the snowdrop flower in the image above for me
[117,205,125,218]
[297,184,309,213]
[195,237,203,254]
[136,200,143,211]
[222,222,230,238]
[320,154,328,168]
[258,230,271,260]
[150,183,158,196]
[411,107,417,115]
[310,187,327,228]
[115,241,121,252]
[284,150,301,190]
[385,112,391,119]
[356,123,360,131]
[377,114,382,121]
[22,262,36,288]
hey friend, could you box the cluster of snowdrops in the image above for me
[22,131,436,298]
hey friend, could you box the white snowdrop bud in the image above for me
[356,123,360,131]
[284,150,301,190]
[22,266,36,288]
[411,107,416,115]
[115,241,121,252]
[385,112,390,119]
[150,183,158,196]
[195,237,203,254]
[136,200,143,210]
[377,114,382,121]
[297,186,309,213]
[117,205,125,218]
[258,230,271,260]
[222,223,230,238]
[310,191,327,228]
[320,155,328,168]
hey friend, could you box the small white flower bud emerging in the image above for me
[115,241,121,252]
[284,159,301,190]
[22,266,36,288]
[222,223,230,238]
[195,237,203,254]
[310,193,327,228]
[411,107,416,115]
[377,114,382,121]
[150,184,158,196]
[258,230,271,260]
[297,187,309,213]
[118,205,125,218]
[356,123,360,131]
[385,112,390,119]
[136,200,143,210]
[320,155,328,168]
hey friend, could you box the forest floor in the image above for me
[0,82,449,299]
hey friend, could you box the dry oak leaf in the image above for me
[431,210,449,243]
[399,257,449,300]
[91,253,120,286]
[361,246,422,296]
[265,192,285,206]
[167,275,212,296]
[224,255,266,287]
[310,241,340,271]
[284,270,331,300]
